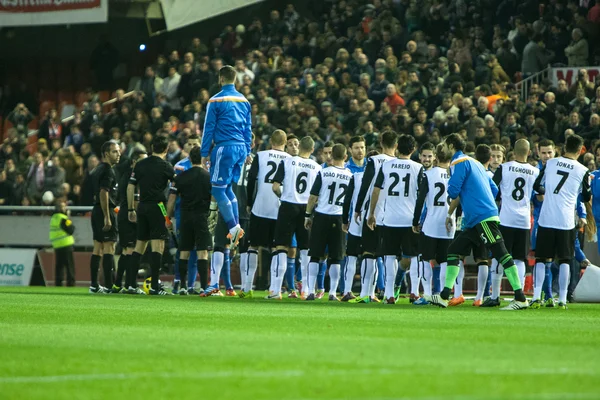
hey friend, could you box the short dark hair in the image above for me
[397,134,416,155]
[219,65,237,83]
[189,146,202,165]
[475,144,492,164]
[538,139,555,148]
[152,135,169,154]
[349,136,365,147]
[332,143,347,161]
[324,140,335,148]
[444,133,465,152]
[436,143,451,163]
[565,134,584,154]
[187,134,200,143]
[131,149,147,164]
[420,142,435,153]
[287,134,298,141]
[380,130,398,149]
[299,136,314,152]
[101,140,117,158]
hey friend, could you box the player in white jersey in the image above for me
[413,142,455,304]
[533,134,591,309]
[305,144,353,301]
[352,131,398,303]
[241,130,289,298]
[268,136,321,299]
[482,139,539,307]
[367,134,424,304]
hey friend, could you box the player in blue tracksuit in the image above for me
[431,134,529,309]
[200,65,252,249]
[591,169,600,253]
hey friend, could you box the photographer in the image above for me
[7,103,34,137]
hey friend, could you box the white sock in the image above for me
[359,258,369,297]
[455,260,464,297]
[515,259,526,289]
[271,252,288,294]
[362,258,375,297]
[491,259,504,300]
[329,263,340,296]
[369,259,378,297]
[409,256,419,296]
[300,249,309,294]
[344,256,357,295]
[475,264,489,301]
[422,260,432,297]
[211,251,224,287]
[384,255,398,299]
[440,262,447,290]
[533,262,545,301]
[239,252,248,292]
[246,251,258,292]
[268,254,278,293]
[307,262,319,295]
[559,263,570,304]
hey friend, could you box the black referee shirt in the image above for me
[169,166,211,213]
[92,162,118,207]
[129,155,175,203]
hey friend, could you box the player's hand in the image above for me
[581,259,591,268]
[201,157,210,170]
[304,217,313,230]
[128,210,137,223]
[208,207,218,234]
[445,217,454,233]
[245,155,253,165]
[412,225,421,234]
[367,215,376,231]
[342,223,348,233]
[354,211,361,225]
[579,217,587,228]
[103,216,112,232]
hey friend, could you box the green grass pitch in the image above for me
[1,287,600,400]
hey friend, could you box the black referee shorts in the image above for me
[92,205,118,243]
[179,211,211,251]
[308,212,345,260]
[117,209,137,248]
[136,202,169,241]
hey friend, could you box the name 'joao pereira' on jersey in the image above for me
[311,166,353,216]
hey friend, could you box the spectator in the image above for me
[162,66,182,113]
[25,152,47,205]
[0,170,13,206]
[522,34,553,74]
[565,28,589,67]
[7,103,34,137]
[382,83,405,114]
[135,66,163,110]
[368,69,389,107]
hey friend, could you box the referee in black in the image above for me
[127,136,175,295]
[166,146,212,295]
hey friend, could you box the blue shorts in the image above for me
[210,144,246,186]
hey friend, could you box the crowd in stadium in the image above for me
[1,0,600,208]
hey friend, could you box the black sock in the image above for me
[102,254,114,288]
[151,252,162,291]
[180,259,188,289]
[115,255,128,288]
[90,254,101,288]
[441,287,451,300]
[129,252,142,288]
[197,259,208,289]
[514,288,526,302]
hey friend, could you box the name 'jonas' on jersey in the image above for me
[556,161,574,170]
[323,171,351,181]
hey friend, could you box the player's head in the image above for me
[538,139,555,163]
[184,134,201,153]
[131,148,148,167]
[349,136,365,161]
[219,65,237,85]
[332,143,347,162]
[286,134,299,156]
[419,142,435,168]
[189,146,202,166]
[490,144,505,169]
[299,136,315,155]
[435,143,451,164]
[271,130,287,148]
[442,133,465,154]
[380,130,398,151]
[514,139,530,159]
[151,135,169,155]
[101,140,120,166]
[565,134,584,155]
[397,134,416,156]
[475,144,491,165]
[322,140,334,164]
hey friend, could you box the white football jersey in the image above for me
[538,157,590,230]
[374,158,423,228]
[251,150,289,219]
[274,156,321,205]
[311,166,353,215]
[422,166,455,239]
[356,154,395,225]
[348,172,364,237]
[497,161,539,229]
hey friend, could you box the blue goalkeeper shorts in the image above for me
[210,144,246,186]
